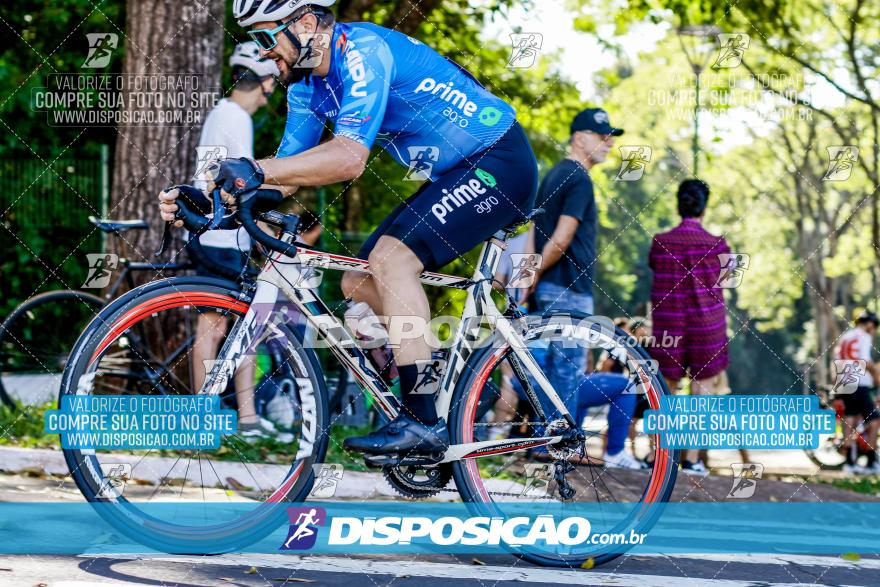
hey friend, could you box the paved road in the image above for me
[1,468,876,586]
[2,551,880,586]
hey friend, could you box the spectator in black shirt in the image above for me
[531,107,623,431]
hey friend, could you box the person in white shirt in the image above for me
[834,309,880,474]
[191,42,280,440]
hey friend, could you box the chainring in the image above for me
[382,463,453,499]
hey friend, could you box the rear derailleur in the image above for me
[545,419,585,501]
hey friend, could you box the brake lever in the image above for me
[154,222,172,257]
[208,186,224,230]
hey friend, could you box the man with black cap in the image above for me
[531,107,633,465]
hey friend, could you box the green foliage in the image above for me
[0,402,58,448]
[816,474,880,497]
[0,0,123,158]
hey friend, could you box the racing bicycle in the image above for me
[59,188,678,567]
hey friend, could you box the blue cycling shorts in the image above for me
[358,122,538,270]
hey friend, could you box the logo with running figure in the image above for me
[404,146,440,181]
[193,146,227,182]
[831,359,867,395]
[280,506,327,550]
[82,253,119,288]
[615,146,652,181]
[508,254,543,289]
[712,34,750,69]
[727,462,763,498]
[95,463,132,498]
[520,463,554,497]
[409,357,446,395]
[507,33,543,69]
[823,146,859,181]
[310,464,344,498]
[714,253,750,288]
[295,32,331,69]
[83,33,118,68]
[624,357,660,394]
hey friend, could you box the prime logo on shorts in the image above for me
[431,168,497,225]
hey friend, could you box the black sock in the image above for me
[868,450,877,468]
[846,446,856,466]
[398,363,439,425]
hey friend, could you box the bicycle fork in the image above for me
[197,281,280,397]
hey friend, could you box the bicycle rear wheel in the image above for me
[802,388,846,470]
[449,312,678,567]
[60,278,328,553]
[0,290,104,408]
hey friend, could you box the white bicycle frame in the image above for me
[199,231,574,462]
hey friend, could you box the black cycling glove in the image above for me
[207,157,265,196]
[166,184,211,215]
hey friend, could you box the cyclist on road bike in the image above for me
[833,309,880,474]
[159,0,539,460]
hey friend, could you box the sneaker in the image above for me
[239,417,293,443]
[603,450,648,470]
[843,463,868,475]
[681,459,708,475]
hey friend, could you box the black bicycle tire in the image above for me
[448,311,679,568]
[0,290,105,409]
[60,278,330,553]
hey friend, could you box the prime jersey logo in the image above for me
[415,78,479,117]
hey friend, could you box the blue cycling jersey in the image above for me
[276,22,517,180]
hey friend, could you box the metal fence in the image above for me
[0,145,108,232]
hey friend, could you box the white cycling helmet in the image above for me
[230,41,280,77]
[233,0,336,27]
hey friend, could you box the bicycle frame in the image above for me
[200,233,574,461]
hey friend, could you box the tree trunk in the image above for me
[110,0,224,272]
[343,183,364,232]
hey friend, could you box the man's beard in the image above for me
[284,65,311,85]
[283,39,318,85]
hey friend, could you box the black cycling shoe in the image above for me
[344,413,449,457]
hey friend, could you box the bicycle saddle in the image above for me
[89,216,149,233]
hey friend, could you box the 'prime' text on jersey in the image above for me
[276,22,516,180]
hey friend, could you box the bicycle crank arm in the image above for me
[441,435,562,462]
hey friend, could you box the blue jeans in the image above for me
[570,374,636,455]
[514,372,636,455]
[534,281,594,423]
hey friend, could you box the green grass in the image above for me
[0,402,374,471]
[0,402,58,448]
[0,404,520,480]
[814,475,880,496]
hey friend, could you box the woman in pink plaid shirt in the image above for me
[648,179,731,473]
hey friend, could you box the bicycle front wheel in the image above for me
[60,278,329,553]
[449,311,678,568]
